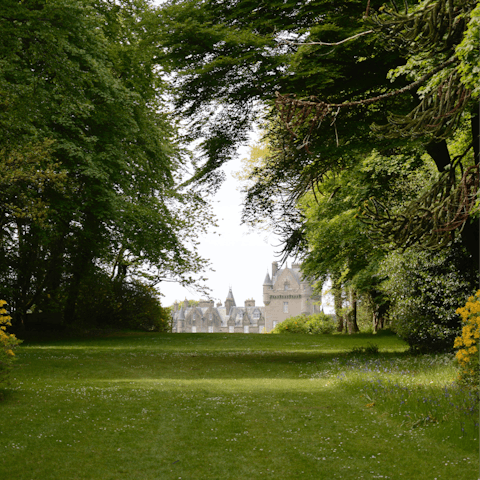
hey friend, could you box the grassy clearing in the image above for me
[1,332,478,479]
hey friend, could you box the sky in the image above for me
[159,146,286,309]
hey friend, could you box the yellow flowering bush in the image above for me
[454,291,480,387]
[0,300,22,389]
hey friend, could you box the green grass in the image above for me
[1,332,478,479]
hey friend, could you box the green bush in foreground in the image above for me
[306,313,336,334]
[380,244,477,353]
[271,312,336,334]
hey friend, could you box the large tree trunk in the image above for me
[346,288,360,334]
[63,213,100,325]
[332,278,345,332]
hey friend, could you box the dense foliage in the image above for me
[380,243,478,352]
[0,0,213,330]
[73,271,172,332]
[271,312,336,335]
[159,0,479,347]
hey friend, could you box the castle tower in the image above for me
[225,288,236,315]
[177,306,185,333]
[263,272,272,306]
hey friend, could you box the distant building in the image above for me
[172,290,265,333]
[171,261,321,333]
[263,261,321,331]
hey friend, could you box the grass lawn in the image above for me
[1,332,478,479]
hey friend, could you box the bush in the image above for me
[271,313,335,335]
[305,313,336,334]
[76,272,171,332]
[380,243,478,353]
[454,291,480,387]
[0,300,22,389]
[271,315,309,334]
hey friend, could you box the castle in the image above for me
[171,261,321,333]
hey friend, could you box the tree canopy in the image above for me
[0,0,214,327]
[159,0,479,259]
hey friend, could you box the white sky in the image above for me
[160,146,285,308]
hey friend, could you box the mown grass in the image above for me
[1,332,478,479]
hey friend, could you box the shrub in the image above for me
[76,271,171,332]
[271,315,309,334]
[454,291,480,387]
[0,300,22,389]
[305,313,336,334]
[271,313,335,335]
[380,243,477,353]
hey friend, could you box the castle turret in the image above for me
[263,272,272,306]
[177,306,185,332]
[225,288,236,315]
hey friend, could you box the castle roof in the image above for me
[272,265,302,286]
[263,272,272,285]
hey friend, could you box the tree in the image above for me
[159,0,479,263]
[380,242,478,352]
[272,0,479,259]
[158,0,403,184]
[158,0,480,345]
[0,0,213,328]
[298,145,436,331]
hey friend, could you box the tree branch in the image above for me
[280,30,374,47]
[276,56,458,111]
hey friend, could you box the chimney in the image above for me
[272,261,278,278]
